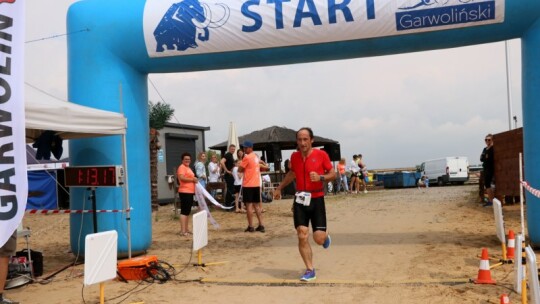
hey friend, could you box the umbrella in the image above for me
[227,122,240,160]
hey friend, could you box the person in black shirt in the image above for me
[221,144,237,208]
[480,134,494,207]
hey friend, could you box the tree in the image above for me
[149,101,175,211]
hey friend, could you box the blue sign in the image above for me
[158,149,164,163]
[396,1,496,31]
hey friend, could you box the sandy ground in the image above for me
[6,185,529,304]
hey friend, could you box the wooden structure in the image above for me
[206,182,227,204]
[490,128,524,202]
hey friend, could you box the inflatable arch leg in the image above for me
[523,19,540,246]
[68,3,151,255]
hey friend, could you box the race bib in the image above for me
[295,192,311,207]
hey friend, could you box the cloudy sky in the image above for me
[25,1,522,169]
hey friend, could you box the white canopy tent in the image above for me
[25,98,126,142]
[24,98,133,257]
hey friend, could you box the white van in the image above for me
[420,157,469,186]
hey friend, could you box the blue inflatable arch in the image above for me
[67,0,540,254]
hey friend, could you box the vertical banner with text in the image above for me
[0,0,26,247]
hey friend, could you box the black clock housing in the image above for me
[64,166,124,187]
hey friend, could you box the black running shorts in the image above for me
[179,192,194,216]
[242,187,261,203]
[293,196,327,232]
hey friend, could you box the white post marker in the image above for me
[193,210,208,267]
[526,246,540,304]
[492,198,507,259]
[193,210,209,252]
[514,233,524,294]
[192,210,227,269]
[519,152,525,238]
[84,231,118,304]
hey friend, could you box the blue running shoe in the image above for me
[300,269,316,282]
[323,234,331,249]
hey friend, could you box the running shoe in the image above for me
[323,234,331,249]
[244,226,255,232]
[255,225,265,233]
[300,269,316,282]
[0,298,19,304]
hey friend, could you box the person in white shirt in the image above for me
[207,153,221,197]
[208,154,220,182]
[357,154,368,194]
[232,159,244,213]
[349,155,359,193]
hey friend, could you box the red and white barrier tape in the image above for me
[26,209,130,214]
[521,181,540,198]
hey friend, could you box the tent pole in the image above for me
[119,82,132,259]
[122,133,132,259]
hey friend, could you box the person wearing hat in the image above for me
[238,140,265,233]
[273,127,335,282]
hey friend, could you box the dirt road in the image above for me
[8,185,526,303]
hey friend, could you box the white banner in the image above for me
[0,0,26,247]
[144,0,504,58]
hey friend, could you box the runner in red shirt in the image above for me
[274,127,336,282]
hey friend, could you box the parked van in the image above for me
[420,157,469,186]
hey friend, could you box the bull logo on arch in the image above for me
[153,0,230,52]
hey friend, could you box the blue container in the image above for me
[381,172,421,188]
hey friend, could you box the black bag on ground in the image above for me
[16,249,43,277]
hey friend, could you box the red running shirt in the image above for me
[290,149,332,198]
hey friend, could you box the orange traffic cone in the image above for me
[507,230,515,260]
[474,248,496,284]
[500,293,510,304]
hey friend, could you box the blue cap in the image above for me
[243,140,254,148]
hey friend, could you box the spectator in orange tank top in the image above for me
[177,153,198,237]
[238,141,265,233]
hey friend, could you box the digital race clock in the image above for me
[64,165,124,187]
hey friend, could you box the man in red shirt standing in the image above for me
[274,127,336,282]
[238,140,265,233]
